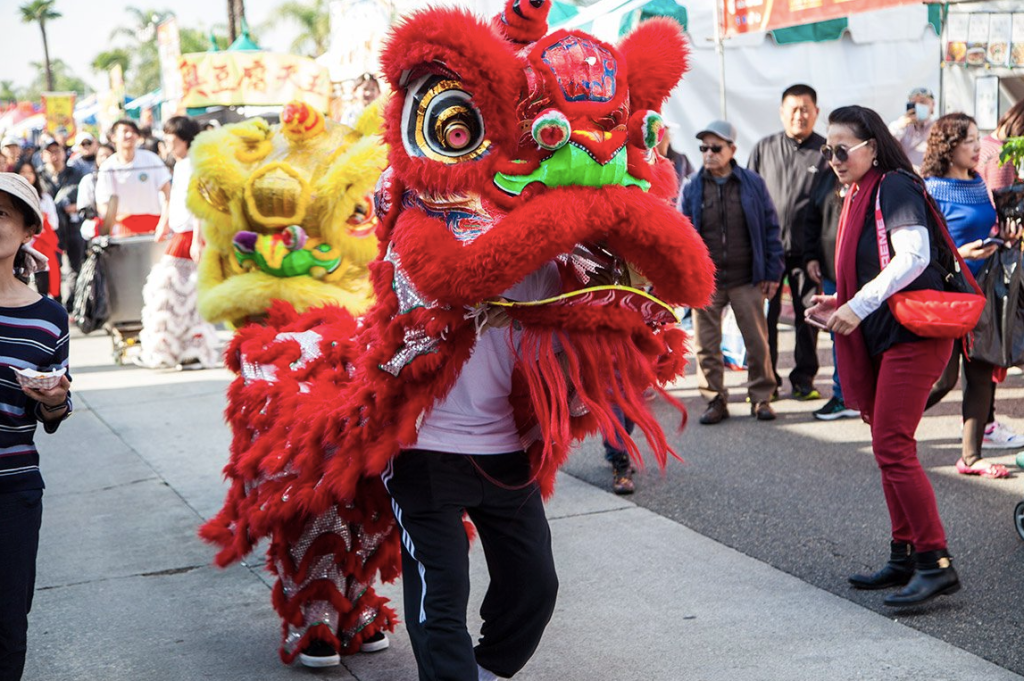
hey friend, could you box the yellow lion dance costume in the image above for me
[191,100,400,667]
[189,99,382,325]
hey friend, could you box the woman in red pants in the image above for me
[808,105,961,608]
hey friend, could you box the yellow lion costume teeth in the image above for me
[188,100,386,326]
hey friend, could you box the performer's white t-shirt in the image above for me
[410,262,560,455]
[95,149,171,217]
[167,157,198,233]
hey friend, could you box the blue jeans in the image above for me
[822,279,843,402]
[603,406,635,472]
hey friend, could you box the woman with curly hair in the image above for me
[921,112,1012,478]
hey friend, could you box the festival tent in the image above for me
[551,0,941,165]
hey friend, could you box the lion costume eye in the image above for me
[402,74,489,164]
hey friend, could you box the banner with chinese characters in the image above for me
[157,18,184,113]
[178,52,330,111]
[721,0,921,37]
[41,92,76,138]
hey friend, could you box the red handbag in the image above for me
[874,176,986,339]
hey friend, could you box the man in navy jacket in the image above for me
[680,120,784,424]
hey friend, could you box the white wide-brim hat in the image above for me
[0,173,44,230]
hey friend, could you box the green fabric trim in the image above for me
[618,0,687,38]
[771,18,848,45]
[928,4,942,37]
[549,0,580,26]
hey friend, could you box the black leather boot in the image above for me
[883,549,960,607]
[848,541,915,590]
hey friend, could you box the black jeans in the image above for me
[383,450,558,681]
[925,344,995,466]
[767,257,819,391]
[0,489,43,681]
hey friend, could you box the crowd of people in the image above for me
[0,117,219,373]
[680,85,1024,456]
[0,62,1023,678]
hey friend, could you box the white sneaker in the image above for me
[360,631,390,653]
[298,640,340,667]
[982,420,1024,450]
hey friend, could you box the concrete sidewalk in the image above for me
[22,330,1024,681]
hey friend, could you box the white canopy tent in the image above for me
[558,1,941,165]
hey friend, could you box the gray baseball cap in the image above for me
[0,173,44,231]
[695,120,737,144]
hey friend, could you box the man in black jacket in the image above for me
[38,135,83,309]
[803,170,860,421]
[748,84,830,401]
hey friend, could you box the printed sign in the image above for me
[721,0,920,36]
[1012,14,1024,68]
[41,92,76,138]
[178,52,331,111]
[157,19,184,112]
[945,13,969,64]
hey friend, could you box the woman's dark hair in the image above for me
[828,105,916,176]
[920,113,976,179]
[997,99,1024,139]
[12,159,43,197]
[162,116,201,147]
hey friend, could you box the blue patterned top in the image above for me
[925,174,997,275]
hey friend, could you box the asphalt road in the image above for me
[563,331,1024,676]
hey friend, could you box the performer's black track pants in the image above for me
[383,449,558,681]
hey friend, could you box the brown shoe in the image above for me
[699,396,730,425]
[751,400,776,421]
[612,466,635,495]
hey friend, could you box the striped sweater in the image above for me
[0,296,71,493]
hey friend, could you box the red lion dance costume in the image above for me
[202,0,714,669]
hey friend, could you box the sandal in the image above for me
[956,458,1011,479]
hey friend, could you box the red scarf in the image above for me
[833,167,882,417]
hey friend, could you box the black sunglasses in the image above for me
[699,144,724,154]
[820,139,870,163]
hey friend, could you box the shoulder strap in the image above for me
[873,179,892,268]
[875,170,982,296]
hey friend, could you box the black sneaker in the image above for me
[298,640,340,668]
[792,385,821,401]
[812,396,860,421]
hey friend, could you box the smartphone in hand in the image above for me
[982,236,1005,248]
[806,313,831,331]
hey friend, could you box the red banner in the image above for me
[721,0,923,36]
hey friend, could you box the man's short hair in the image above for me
[109,118,141,138]
[162,116,202,147]
[782,84,817,105]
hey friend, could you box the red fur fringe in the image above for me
[618,19,690,113]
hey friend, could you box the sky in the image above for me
[1,0,299,94]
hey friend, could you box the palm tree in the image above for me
[19,0,61,92]
[0,81,18,105]
[227,0,247,42]
[92,49,131,77]
[109,7,173,96]
[272,0,330,57]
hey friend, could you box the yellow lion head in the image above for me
[188,99,386,326]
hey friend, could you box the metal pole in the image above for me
[714,0,727,119]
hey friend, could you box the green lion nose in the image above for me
[494,144,650,196]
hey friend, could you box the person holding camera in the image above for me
[888,87,936,171]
